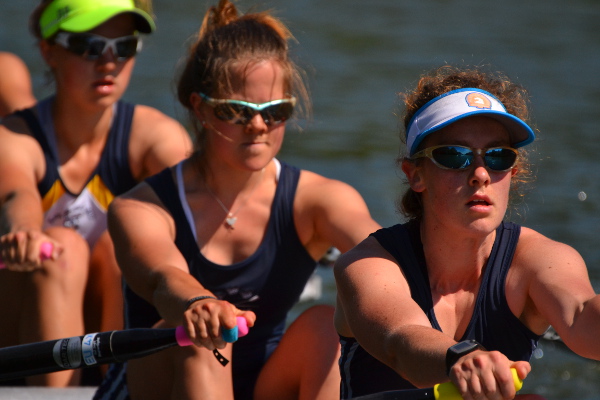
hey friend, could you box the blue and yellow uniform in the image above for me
[14,96,137,247]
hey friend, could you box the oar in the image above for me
[350,368,523,400]
[0,317,249,381]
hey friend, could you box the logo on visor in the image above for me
[465,92,492,109]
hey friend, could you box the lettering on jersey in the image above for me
[214,287,260,307]
[46,204,95,231]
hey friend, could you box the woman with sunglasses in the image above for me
[93,1,380,399]
[334,65,600,399]
[0,0,191,387]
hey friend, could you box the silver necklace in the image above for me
[205,168,265,229]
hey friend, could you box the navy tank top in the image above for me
[339,220,541,399]
[121,160,317,399]
[13,97,137,246]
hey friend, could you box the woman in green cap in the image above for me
[0,0,191,387]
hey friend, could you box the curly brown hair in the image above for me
[396,65,536,221]
[176,0,309,173]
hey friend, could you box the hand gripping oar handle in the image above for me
[175,316,249,346]
[0,242,53,269]
[433,368,522,399]
[176,316,249,367]
[350,368,523,400]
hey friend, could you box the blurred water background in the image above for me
[2,0,600,398]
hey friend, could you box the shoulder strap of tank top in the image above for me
[270,160,300,232]
[480,221,521,299]
[13,104,55,162]
[13,100,59,194]
[370,221,437,321]
[98,101,136,194]
[146,167,199,265]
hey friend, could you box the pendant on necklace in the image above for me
[225,214,237,229]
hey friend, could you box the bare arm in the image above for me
[128,105,192,181]
[334,237,457,386]
[0,52,36,118]
[295,171,381,256]
[108,182,255,348]
[0,118,55,268]
[518,228,600,359]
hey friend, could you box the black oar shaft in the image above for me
[0,328,179,381]
[350,387,435,400]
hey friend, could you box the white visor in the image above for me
[406,88,535,155]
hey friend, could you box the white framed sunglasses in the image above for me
[199,93,296,126]
[54,32,142,61]
[410,145,519,172]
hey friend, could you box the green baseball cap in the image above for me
[39,0,156,39]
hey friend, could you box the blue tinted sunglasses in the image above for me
[54,32,141,61]
[410,145,518,172]
[199,93,296,126]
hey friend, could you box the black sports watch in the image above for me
[445,339,483,376]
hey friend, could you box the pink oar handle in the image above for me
[0,242,53,270]
[176,316,249,346]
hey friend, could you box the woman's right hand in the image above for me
[0,230,57,272]
[182,296,256,350]
[449,350,531,399]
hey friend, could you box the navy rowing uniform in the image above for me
[339,220,541,399]
[94,159,318,400]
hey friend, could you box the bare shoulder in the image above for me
[515,226,584,266]
[128,105,192,179]
[112,179,163,210]
[0,52,34,117]
[296,169,367,206]
[294,168,379,252]
[334,236,404,286]
[109,180,176,233]
[0,52,28,70]
[334,234,407,299]
[0,112,45,176]
[130,104,189,140]
[336,235,385,264]
[509,225,588,300]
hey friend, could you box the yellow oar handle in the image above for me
[433,368,523,400]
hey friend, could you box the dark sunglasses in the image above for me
[54,32,142,61]
[410,145,518,172]
[199,93,296,126]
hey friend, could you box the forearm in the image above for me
[0,189,43,235]
[149,266,216,326]
[380,325,453,387]
[563,294,600,359]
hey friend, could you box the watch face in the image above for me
[452,340,479,353]
[447,340,482,376]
